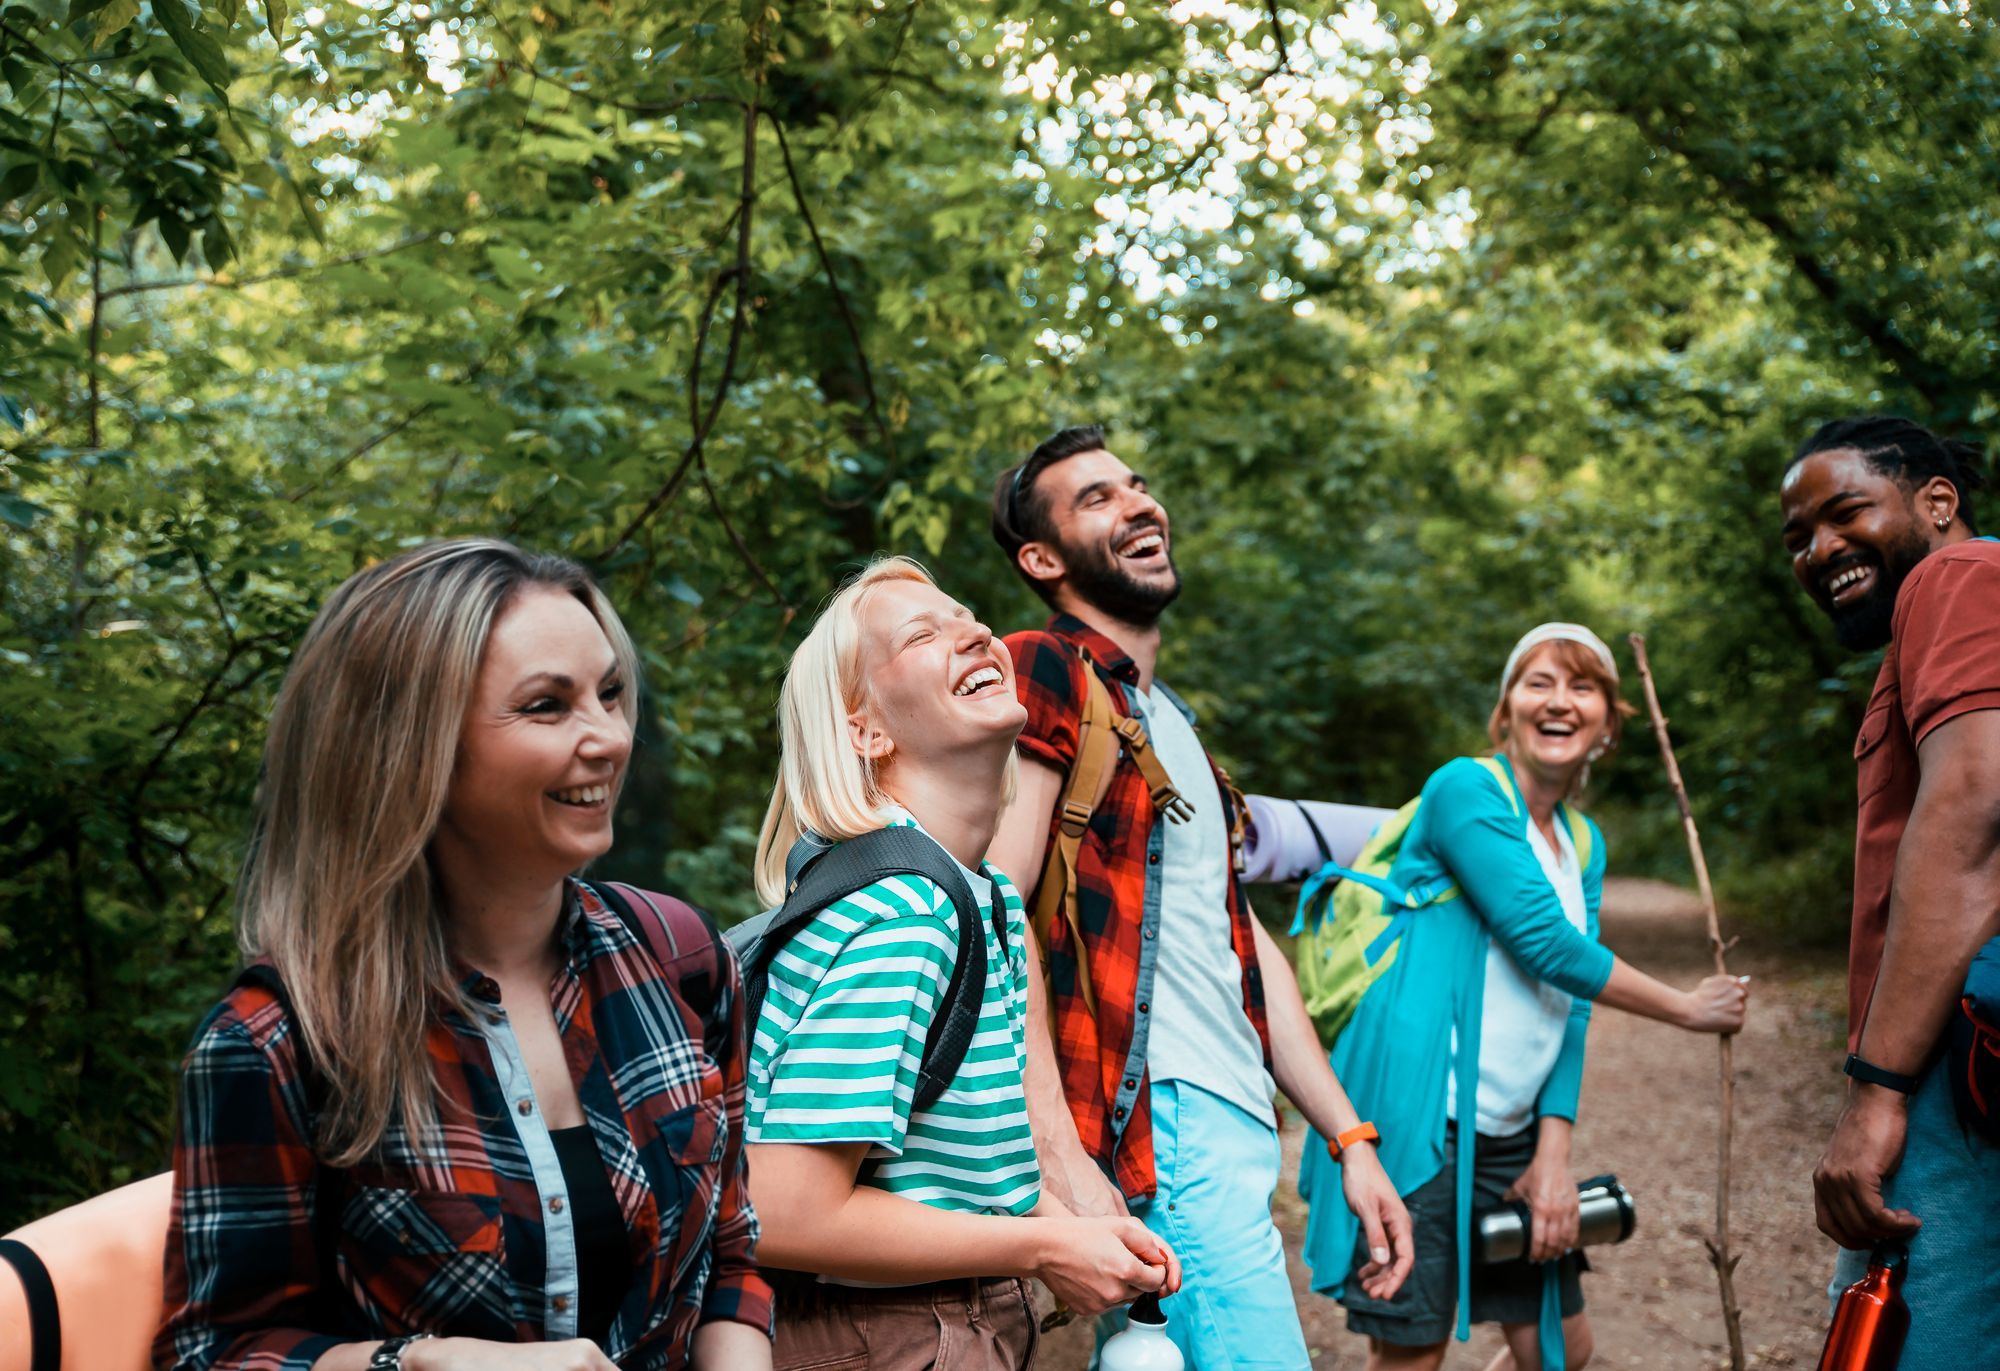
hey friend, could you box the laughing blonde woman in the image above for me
[743,556,1179,1370]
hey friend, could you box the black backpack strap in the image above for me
[590,881,726,1022]
[1293,799,1335,865]
[0,1236,60,1371]
[764,827,996,1112]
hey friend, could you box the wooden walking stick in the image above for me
[1628,633,1747,1371]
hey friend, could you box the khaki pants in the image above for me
[771,1276,1040,1371]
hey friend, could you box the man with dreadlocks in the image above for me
[1779,415,2000,1361]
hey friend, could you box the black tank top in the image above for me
[548,1124,630,1346]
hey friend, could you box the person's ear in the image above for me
[847,709,894,763]
[1015,540,1066,588]
[1922,476,1959,532]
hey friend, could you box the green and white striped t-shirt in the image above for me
[744,817,1041,1215]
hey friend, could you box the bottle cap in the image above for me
[1128,1292,1166,1326]
[1869,1241,1909,1279]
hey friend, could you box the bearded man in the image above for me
[985,425,1412,1370]
[1779,415,2000,1363]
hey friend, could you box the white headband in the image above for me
[1501,623,1618,700]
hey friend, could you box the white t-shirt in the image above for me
[1447,815,1589,1136]
[1130,686,1276,1125]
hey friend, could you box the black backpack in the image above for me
[729,826,1002,1113]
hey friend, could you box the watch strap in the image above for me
[1327,1121,1381,1162]
[368,1333,433,1370]
[1843,1053,1920,1095]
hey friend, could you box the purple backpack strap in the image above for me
[590,881,725,1020]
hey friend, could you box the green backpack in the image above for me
[1290,756,1594,1045]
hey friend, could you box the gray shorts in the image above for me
[1341,1124,1586,1346]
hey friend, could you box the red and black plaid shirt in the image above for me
[156,884,772,1371]
[1005,614,1271,1202]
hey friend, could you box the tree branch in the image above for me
[772,114,899,471]
[602,89,764,558]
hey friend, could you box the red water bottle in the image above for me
[1817,1242,1909,1371]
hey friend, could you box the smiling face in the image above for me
[1779,447,1947,652]
[1019,447,1181,625]
[1496,643,1614,790]
[848,578,1027,772]
[437,584,634,882]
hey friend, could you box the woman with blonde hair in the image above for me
[744,556,1179,1370]
[1297,624,1751,1371]
[156,539,773,1371]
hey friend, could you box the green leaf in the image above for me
[91,0,140,39]
[150,0,235,97]
[263,0,284,41]
[0,394,23,429]
[0,493,47,527]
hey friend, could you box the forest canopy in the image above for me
[3,0,1995,1221]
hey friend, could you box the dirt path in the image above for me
[1041,878,1851,1369]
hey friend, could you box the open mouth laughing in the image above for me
[1821,560,1877,607]
[549,783,612,809]
[1116,526,1168,563]
[952,663,1006,699]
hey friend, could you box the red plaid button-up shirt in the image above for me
[156,884,772,1371]
[1005,614,1272,1202]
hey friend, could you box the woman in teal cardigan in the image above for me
[1298,625,1750,1371]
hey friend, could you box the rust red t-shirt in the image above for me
[1849,537,2000,1048]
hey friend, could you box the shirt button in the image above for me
[1124,1078,1136,1089]
[1143,926,1156,940]
[549,1196,564,1214]
[1138,1002,1149,1013]
[1114,1106,1126,1119]
[552,1294,570,1313]
[517,1099,533,1116]
[1147,853,1159,865]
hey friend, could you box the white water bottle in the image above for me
[1100,1293,1185,1371]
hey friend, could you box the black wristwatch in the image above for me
[368,1334,434,1370]
[1843,1053,1920,1095]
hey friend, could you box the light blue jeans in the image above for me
[1828,1058,2000,1367]
[1094,1080,1312,1370]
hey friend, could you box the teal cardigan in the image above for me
[1298,755,1613,1368]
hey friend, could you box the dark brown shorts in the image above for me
[1341,1124,1587,1346]
[771,1274,1040,1371]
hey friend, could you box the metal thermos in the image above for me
[1472,1174,1637,1264]
[1099,1293,1185,1371]
[1817,1243,1909,1371]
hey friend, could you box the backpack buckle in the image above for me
[1059,799,1093,839]
[1154,784,1195,824]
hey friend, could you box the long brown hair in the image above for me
[238,539,639,1165]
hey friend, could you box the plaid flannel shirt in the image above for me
[1005,614,1272,1202]
[157,883,772,1371]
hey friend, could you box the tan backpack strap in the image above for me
[1032,655,1119,1017]
[1213,763,1251,873]
[1113,713,1194,825]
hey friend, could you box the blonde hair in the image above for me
[753,556,1015,905]
[238,538,640,1166]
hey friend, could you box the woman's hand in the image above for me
[1031,1215,1181,1317]
[1504,1133,1580,1264]
[1678,974,1751,1034]
[1339,1143,1415,1301]
[404,1338,617,1371]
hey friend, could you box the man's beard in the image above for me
[1062,526,1182,627]
[1826,529,1931,652]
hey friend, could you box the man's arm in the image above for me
[1251,916,1414,1298]
[990,755,1129,1218]
[1815,708,2000,1247]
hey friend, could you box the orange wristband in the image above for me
[1327,1122,1380,1163]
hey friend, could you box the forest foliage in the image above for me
[2,0,1995,1222]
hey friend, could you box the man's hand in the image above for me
[1339,1143,1415,1301]
[1503,1144,1580,1263]
[1048,1143,1131,1219]
[1813,1084,1921,1249]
